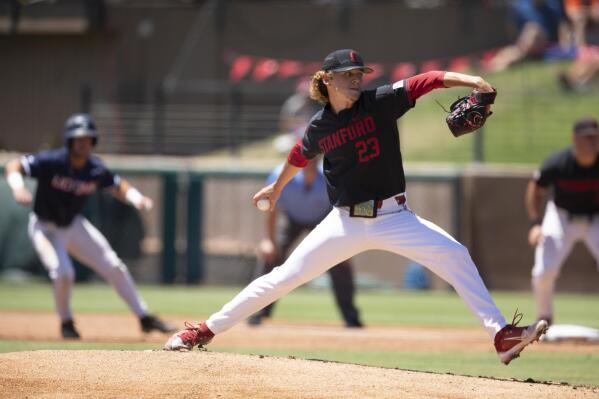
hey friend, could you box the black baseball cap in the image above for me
[322,49,373,73]
[573,117,599,136]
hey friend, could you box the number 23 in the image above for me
[355,137,380,163]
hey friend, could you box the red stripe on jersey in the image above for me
[287,140,309,167]
[406,71,446,104]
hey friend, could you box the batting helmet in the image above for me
[64,113,98,147]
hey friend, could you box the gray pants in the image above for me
[28,213,147,322]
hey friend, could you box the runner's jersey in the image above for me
[301,82,413,206]
[21,148,120,226]
[535,147,599,215]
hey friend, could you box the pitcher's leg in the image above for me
[249,259,277,321]
[265,221,304,319]
[28,214,75,322]
[206,210,368,334]
[327,260,362,327]
[248,222,303,323]
[67,217,148,317]
[375,212,505,339]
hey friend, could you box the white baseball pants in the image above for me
[532,200,599,319]
[28,213,148,322]
[207,195,506,340]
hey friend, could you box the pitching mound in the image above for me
[1,350,597,399]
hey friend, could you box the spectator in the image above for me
[485,0,567,72]
[558,0,599,91]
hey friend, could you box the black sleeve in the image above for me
[93,159,120,189]
[371,83,413,120]
[20,151,51,179]
[534,154,560,188]
[98,169,120,189]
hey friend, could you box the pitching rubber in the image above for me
[498,320,549,365]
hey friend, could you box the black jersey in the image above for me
[21,148,120,226]
[535,147,599,215]
[301,82,413,206]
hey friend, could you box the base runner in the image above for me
[5,113,175,339]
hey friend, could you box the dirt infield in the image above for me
[1,312,599,398]
[1,311,597,354]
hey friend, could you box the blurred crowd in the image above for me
[485,0,599,92]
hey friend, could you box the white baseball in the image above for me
[256,198,271,212]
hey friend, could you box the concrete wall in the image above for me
[0,34,117,151]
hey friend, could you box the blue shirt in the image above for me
[267,163,331,225]
[21,148,120,227]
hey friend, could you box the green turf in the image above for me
[1,282,598,387]
[0,282,598,328]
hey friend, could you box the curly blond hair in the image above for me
[309,70,332,105]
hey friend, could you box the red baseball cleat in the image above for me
[495,311,548,365]
[163,321,214,351]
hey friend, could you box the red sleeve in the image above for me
[287,140,309,168]
[405,71,446,104]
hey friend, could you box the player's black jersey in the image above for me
[535,147,599,215]
[21,148,120,226]
[301,82,413,206]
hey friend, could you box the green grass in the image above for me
[0,340,155,352]
[401,61,599,165]
[227,61,599,165]
[1,282,599,386]
[1,282,597,328]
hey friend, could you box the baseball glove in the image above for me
[445,89,497,137]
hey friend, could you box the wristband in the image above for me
[125,187,143,207]
[530,219,543,227]
[7,171,25,191]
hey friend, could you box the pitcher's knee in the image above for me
[444,241,471,260]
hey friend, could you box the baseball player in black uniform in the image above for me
[165,49,547,365]
[526,117,599,326]
[5,113,175,339]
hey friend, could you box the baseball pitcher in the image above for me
[165,49,547,365]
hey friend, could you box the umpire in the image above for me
[248,156,363,327]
